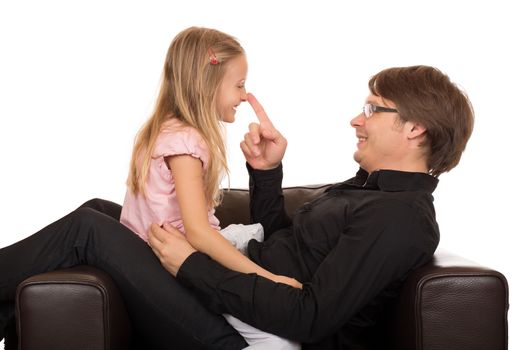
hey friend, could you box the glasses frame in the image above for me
[362,103,398,118]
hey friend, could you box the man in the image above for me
[149,65,474,348]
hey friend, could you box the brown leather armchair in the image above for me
[15,185,509,349]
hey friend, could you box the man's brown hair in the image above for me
[369,65,474,177]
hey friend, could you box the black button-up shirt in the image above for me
[178,164,439,349]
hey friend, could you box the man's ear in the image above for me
[407,122,427,140]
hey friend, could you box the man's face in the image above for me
[350,94,411,173]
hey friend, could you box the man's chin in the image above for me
[353,154,372,173]
[353,152,362,165]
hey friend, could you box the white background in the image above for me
[1,0,523,348]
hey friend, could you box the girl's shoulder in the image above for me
[159,118,204,142]
[154,118,209,163]
[161,118,197,134]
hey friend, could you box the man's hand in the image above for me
[240,93,287,170]
[149,223,197,277]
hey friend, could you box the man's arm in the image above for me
[176,200,434,343]
[240,93,292,236]
[247,163,291,237]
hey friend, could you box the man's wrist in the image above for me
[176,251,237,314]
[177,251,202,280]
[246,162,283,180]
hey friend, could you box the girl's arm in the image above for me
[167,155,301,288]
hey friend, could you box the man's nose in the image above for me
[350,113,365,128]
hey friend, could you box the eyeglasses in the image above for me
[362,103,398,118]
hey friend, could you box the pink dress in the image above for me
[120,119,220,242]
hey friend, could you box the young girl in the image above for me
[119,27,300,349]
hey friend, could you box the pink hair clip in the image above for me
[208,47,219,65]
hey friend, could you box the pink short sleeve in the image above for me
[153,119,210,168]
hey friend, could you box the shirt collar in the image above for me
[334,168,438,193]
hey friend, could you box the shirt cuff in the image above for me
[178,251,221,286]
[246,162,283,184]
[177,252,231,312]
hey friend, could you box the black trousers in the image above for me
[0,199,246,350]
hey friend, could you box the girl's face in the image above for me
[216,54,248,123]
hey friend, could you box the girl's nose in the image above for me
[240,89,248,102]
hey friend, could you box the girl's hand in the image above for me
[273,275,303,289]
[150,222,303,289]
[241,93,287,170]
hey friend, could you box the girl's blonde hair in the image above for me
[127,27,244,207]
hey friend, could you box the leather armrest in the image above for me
[16,266,131,350]
[385,249,509,350]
